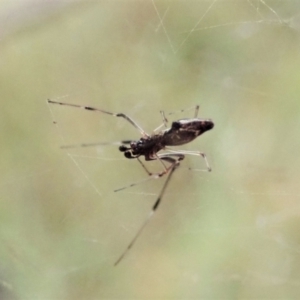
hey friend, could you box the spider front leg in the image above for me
[114,154,182,266]
[59,140,133,149]
[47,99,149,137]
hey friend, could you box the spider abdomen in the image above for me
[162,118,214,146]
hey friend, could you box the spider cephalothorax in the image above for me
[120,136,166,160]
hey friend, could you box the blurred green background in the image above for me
[1,0,300,299]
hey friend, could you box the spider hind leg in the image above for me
[114,156,181,266]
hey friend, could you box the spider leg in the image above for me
[160,110,168,128]
[135,153,184,176]
[164,148,211,172]
[114,153,184,192]
[160,105,200,126]
[152,111,168,132]
[165,104,199,118]
[47,99,149,137]
[114,154,182,266]
[136,157,152,175]
[153,105,200,132]
[58,140,133,149]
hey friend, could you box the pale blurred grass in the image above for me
[1,1,300,299]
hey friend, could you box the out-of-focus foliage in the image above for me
[1,1,300,299]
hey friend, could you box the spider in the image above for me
[47,99,214,265]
